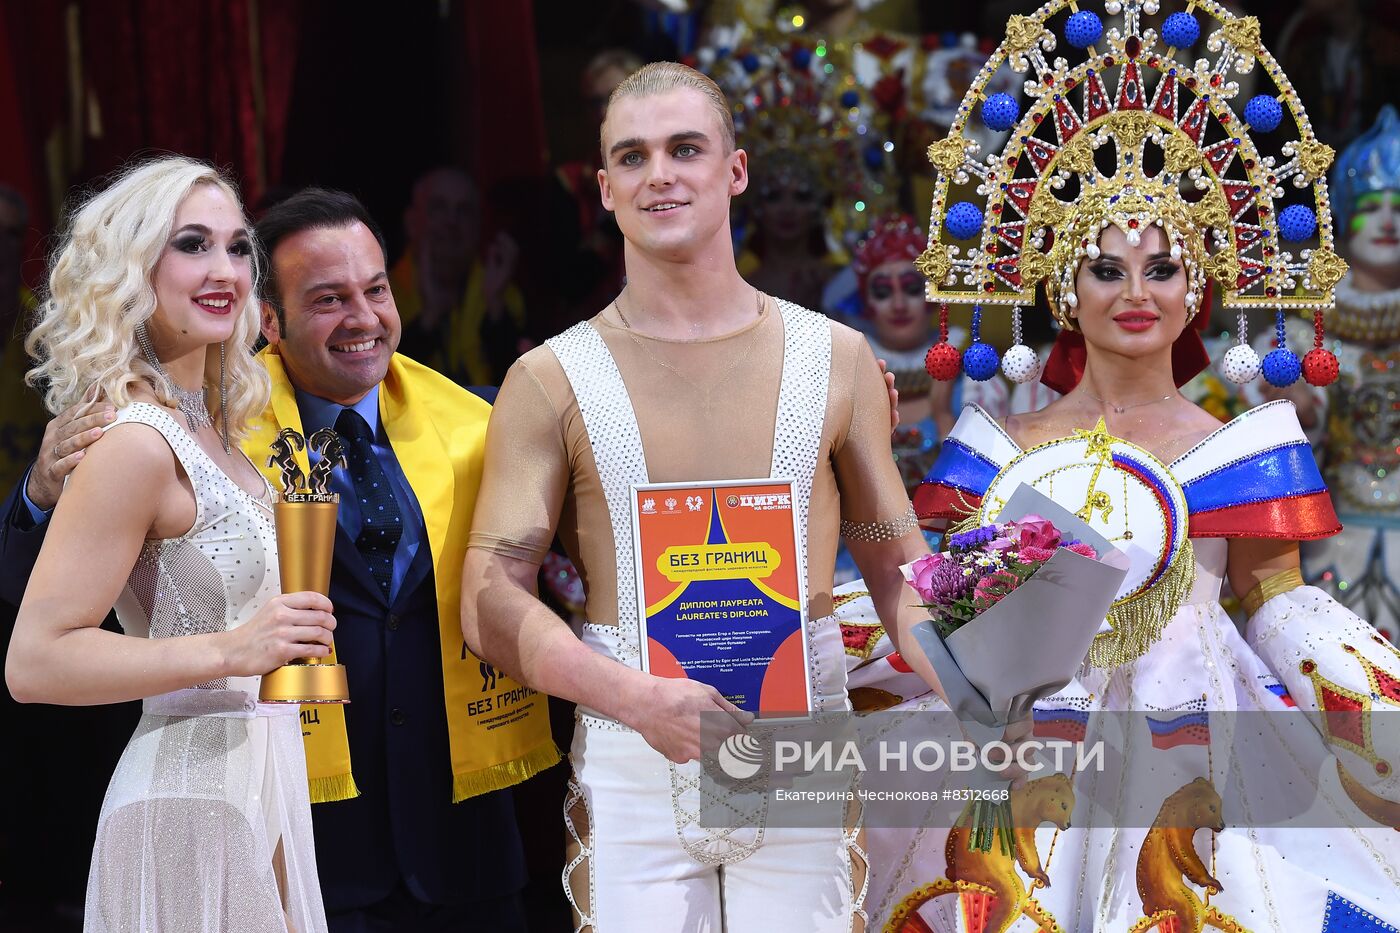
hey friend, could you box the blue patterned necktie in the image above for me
[335,407,403,600]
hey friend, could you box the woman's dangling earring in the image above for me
[218,341,230,454]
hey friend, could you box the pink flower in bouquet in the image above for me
[973,568,1021,605]
[1065,542,1099,559]
[910,553,972,605]
[1010,514,1061,551]
[1017,545,1056,563]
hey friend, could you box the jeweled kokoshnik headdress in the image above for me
[916,0,1345,390]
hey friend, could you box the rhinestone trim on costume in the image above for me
[840,507,920,543]
[546,322,649,666]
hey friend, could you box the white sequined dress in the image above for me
[84,403,326,933]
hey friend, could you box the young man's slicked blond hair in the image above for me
[602,61,736,156]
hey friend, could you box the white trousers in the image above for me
[564,721,866,933]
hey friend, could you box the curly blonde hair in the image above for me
[25,156,269,442]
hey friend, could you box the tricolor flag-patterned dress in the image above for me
[866,401,1400,933]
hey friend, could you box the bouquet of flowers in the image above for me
[900,484,1128,730]
[900,485,1129,854]
[910,516,1103,640]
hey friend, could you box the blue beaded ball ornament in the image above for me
[981,93,1020,132]
[840,89,860,108]
[1244,95,1284,133]
[1262,347,1302,386]
[792,46,812,69]
[963,342,1000,381]
[1160,12,1200,49]
[945,202,983,240]
[1278,204,1317,242]
[741,53,761,73]
[1065,10,1103,48]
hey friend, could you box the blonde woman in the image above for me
[5,157,332,933]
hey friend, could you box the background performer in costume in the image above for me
[1301,104,1400,643]
[5,157,332,933]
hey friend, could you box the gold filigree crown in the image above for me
[919,1,1346,335]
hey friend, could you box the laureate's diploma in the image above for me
[632,478,811,717]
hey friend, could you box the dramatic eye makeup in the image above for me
[1086,252,1179,282]
[172,232,208,253]
[169,226,251,258]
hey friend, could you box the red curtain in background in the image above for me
[0,0,300,243]
[462,0,547,191]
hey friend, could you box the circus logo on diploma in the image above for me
[632,479,811,718]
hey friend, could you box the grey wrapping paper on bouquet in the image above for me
[908,484,1129,728]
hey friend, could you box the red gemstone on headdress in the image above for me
[1210,73,1223,88]
[1245,159,1255,169]
[1185,76,1197,88]
[984,282,996,292]
[1128,219,1140,229]
[1303,348,1340,386]
[1266,287,1278,297]
[1379,761,1393,776]
[1126,36,1141,59]
[1301,660,1316,673]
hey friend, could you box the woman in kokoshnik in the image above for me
[867,2,1400,931]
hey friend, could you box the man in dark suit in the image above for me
[4,188,554,932]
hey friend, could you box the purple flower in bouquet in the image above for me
[1007,514,1061,551]
[947,525,996,552]
[909,553,974,605]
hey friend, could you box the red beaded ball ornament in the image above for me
[1303,347,1339,386]
[925,342,962,381]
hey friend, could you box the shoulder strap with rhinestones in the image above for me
[545,321,648,666]
[769,299,832,590]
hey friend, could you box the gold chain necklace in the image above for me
[613,288,766,409]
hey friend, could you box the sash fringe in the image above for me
[309,772,360,805]
[452,741,562,803]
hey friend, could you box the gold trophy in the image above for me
[259,427,351,704]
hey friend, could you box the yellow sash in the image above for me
[245,347,559,802]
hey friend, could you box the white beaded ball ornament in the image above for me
[1221,343,1262,385]
[1001,344,1041,384]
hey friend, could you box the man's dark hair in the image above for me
[256,187,388,333]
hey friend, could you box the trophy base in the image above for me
[259,662,351,704]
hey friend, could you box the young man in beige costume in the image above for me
[462,63,935,932]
